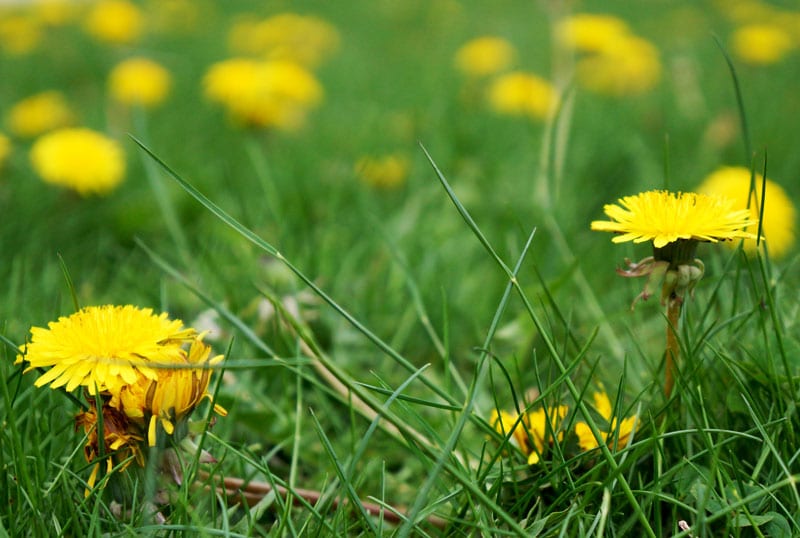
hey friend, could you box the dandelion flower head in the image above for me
[0,133,11,169]
[355,153,410,190]
[556,13,630,53]
[0,12,42,55]
[84,0,144,45]
[7,90,74,138]
[228,12,340,68]
[591,190,758,249]
[32,0,80,27]
[29,127,125,196]
[491,404,568,465]
[731,24,794,65]
[487,71,558,121]
[18,305,198,394]
[109,57,172,108]
[574,391,637,452]
[697,166,796,258]
[204,57,323,130]
[454,36,516,77]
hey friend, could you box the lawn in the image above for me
[2,0,800,536]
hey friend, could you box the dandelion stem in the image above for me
[664,297,682,398]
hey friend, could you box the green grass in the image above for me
[2,0,800,536]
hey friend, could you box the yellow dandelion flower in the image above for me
[355,153,410,189]
[29,127,125,196]
[454,36,516,77]
[109,57,172,108]
[574,392,637,452]
[696,166,796,258]
[0,133,11,169]
[487,71,558,121]
[591,190,758,249]
[115,336,225,446]
[555,13,630,53]
[17,305,197,395]
[228,12,340,68]
[6,91,74,138]
[490,405,568,465]
[731,24,794,65]
[0,13,42,56]
[84,0,144,45]
[575,35,661,96]
[203,58,323,130]
[33,0,80,27]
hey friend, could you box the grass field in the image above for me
[2,0,800,536]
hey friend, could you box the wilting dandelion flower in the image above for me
[228,12,340,68]
[109,57,172,108]
[697,166,796,258]
[17,305,196,394]
[84,0,144,45]
[30,128,125,196]
[454,36,516,77]
[0,13,42,56]
[490,404,568,465]
[487,71,558,121]
[592,190,757,397]
[355,153,410,189]
[574,392,636,451]
[731,24,794,65]
[7,91,74,138]
[203,58,323,130]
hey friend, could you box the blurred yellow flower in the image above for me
[33,0,79,26]
[591,190,757,248]
[0,13,42,56]
[454,36,516,77]
[84,0,144,45]
[109,57,172,108]
[697,166,796,258]
[29,128,125,195]
[0,133,10,169]
[487,71,558,121]
[204,58,323,130]
[490,404,568,465]
[731,24,794,65]
[228,12,340,68]
[556,13,630,53]
[576,35,661,96]
[114,336,225,446]
[7,90,74,138]
[355,154,410,189]
[574,392,636,452]
[146,0,203,34]
[17,305,197,394]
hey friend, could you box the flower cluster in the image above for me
[17,305,226,490]
[490,391,636,466]
[453,35,558,122]
[556,13,661,96]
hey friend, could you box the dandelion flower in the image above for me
[33,0,79,27]
[84,0,144,45]
[29,127,125,196]
[228,12,340,68]
[355,153,410,189]
[697,166,796,258]
[7,91,74,138]
[115,336,226,446]
[203,58,323,130]
[487,71,558,121]
[454,36,516,77]
[731,24,794,65]
[0,133,11,169]
[490,404,568,465]
[575,35,661,96]
[575,392,636,452]
[556,13,630,53]
[591,190,758,249]
[109,57,172,108]
[17,305,197,395]
[0,13,42,55]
